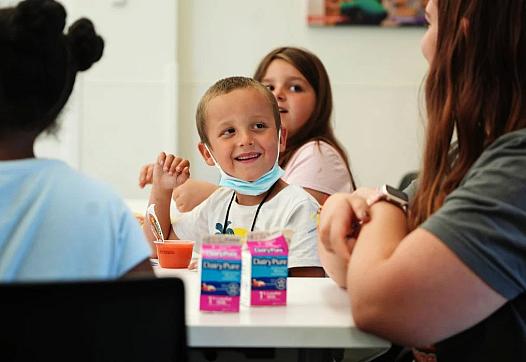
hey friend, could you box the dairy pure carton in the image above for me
[241,231,289,306]
[199,235,242,312]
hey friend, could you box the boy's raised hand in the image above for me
[153,152,190,191]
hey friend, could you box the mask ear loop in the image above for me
[204,143,219,166]
[275,129,282,164]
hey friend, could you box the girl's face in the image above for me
[261,59,316,138]
[421,0,438,63]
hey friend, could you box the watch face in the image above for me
[384,184,409,202]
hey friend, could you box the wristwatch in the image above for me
[377,184,409,212]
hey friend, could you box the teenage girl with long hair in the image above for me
[318,1,526,360]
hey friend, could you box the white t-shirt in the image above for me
[283,140,353,194]
[174,184,321,268]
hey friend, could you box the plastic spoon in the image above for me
[147,204,165,243]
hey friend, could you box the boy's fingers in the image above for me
[169,156,183,175]
[176,159,190,173]
[157,152,166,165]
[163,154,175,172]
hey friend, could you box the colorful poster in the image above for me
[307,0,428,27]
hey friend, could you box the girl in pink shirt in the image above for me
[140,47,356,207]
[255,47,355,203]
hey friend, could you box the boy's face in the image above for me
[198,88,286,182]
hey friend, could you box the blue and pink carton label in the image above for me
[242,231,289,306]
[199,235,242,312]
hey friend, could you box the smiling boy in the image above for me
[144,77,323,277]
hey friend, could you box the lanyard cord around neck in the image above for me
[222,181,278,234]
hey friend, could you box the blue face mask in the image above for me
[204,131,285,196]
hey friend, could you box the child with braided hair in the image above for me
[0,0,152,281]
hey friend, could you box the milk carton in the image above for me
[199,235,242,312]
[242,231,289,306]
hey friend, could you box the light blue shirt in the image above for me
[0,159,151,282]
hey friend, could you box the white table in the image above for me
[154,266,390,357]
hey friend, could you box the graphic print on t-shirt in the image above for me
[215,221,249,239]
[215,221,234,234]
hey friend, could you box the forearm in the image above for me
[346,202,408,333]
[144,185,174,242]
[348,203,407,293]
[189,179,219,199]
[172,179,218,212]
[346,202,509,347]
[317,191,374,288]
[352,203,406,260]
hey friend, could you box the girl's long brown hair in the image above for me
[254,46,356,190]
[410,0,526,229]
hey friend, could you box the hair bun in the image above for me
[66,18,104,71]
[13,0,66,42]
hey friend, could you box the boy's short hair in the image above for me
[196,76,281,145]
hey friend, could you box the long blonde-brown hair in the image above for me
[254,47,356,190]
[410,0,526,229]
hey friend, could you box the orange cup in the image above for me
[156,240,194,269]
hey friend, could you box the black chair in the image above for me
[398,171,419,191]
[0,277,187,362]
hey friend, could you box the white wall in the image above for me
[178,0,428,188]
[36,0,179,200]
[36,0,429,199]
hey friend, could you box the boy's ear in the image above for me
[198,142,216,166]
[279,126,287,153]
